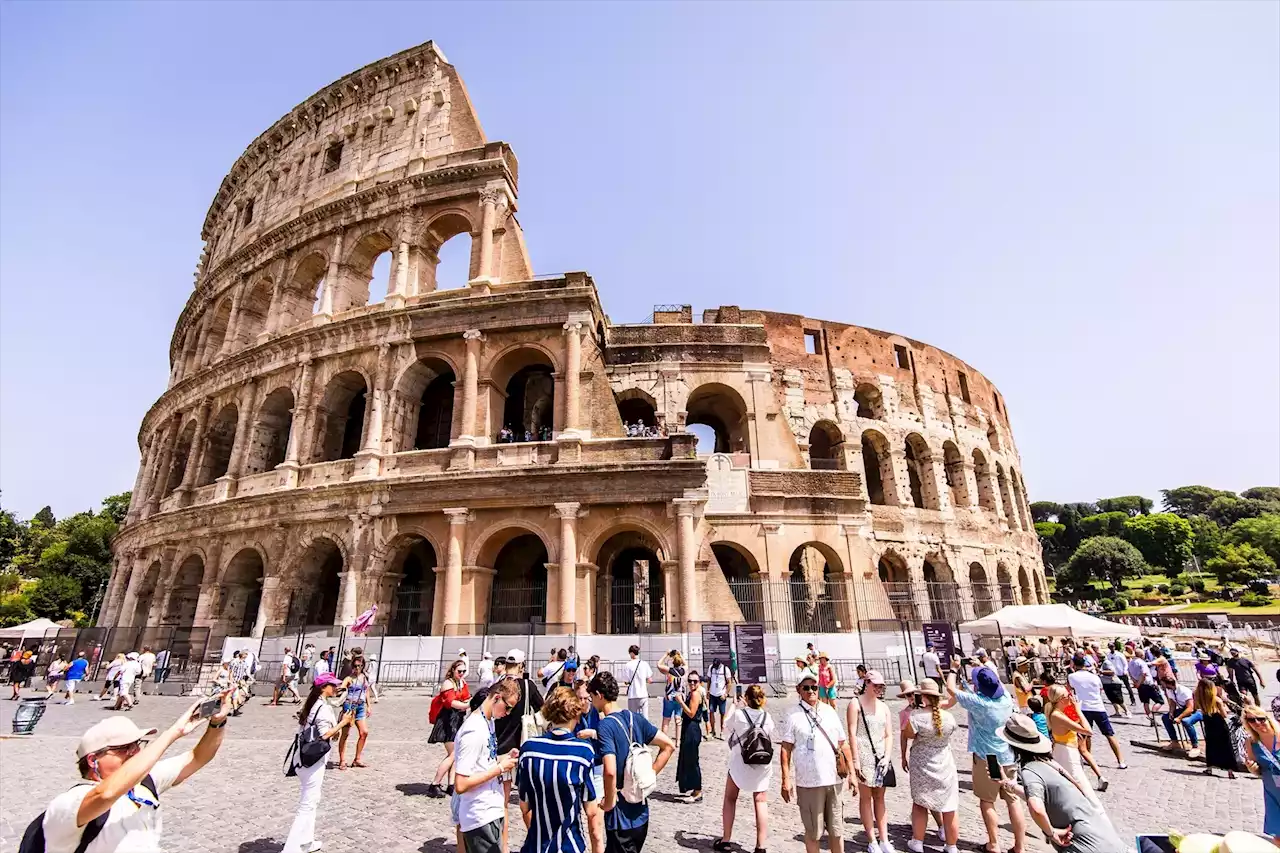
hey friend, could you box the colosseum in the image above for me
[103,41,1045,672]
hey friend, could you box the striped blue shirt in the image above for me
[517,730,597,853]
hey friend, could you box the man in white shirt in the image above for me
[780,673,852,853]
[112,654,142,711]
[38,695,231,853]
[706,659,732,739]
[477,652,496,689]
[622,644,652,718]
[136,648,156,699]
[1067,654,1127,771]
[454,678,520,853]
[921,643,942,680]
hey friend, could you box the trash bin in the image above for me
[12,696,48,735]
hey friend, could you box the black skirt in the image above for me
[429,707,463,744]
[676,713,703,793]
[1203,713,1239,771]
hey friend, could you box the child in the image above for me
[1028,694,1050,738]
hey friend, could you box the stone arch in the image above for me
[987,422,1002,453]
[162,554,203,626]
[861,429,897,506]
[787,542,849,633]
[996,562,1015,607]
[197,404,238,486]
[311,370,368,463]
[201,297,233,362]
[164,419,197,495]
[876,550,917,622]
[808,420,843,470]
[594,527,667,634]
[923,554,959,621]
[995,463,1017,530]
[854,382,884,419]
[468,518,559,568]
[1018,564,1035,604]
[221,547,266,636]
[477,526,553,627]
[286,536,345,626]
[233,277,274,348]
[421,210,478,290]
[969,562,996,617]
[616,388,658,433]
[488,346,556,442]
[1009,468,1030,531]
[971,448,997,512]
[391,355,457,452]
[904,433,940,509]
[339,228,395,311]
[127,560,162,626]
[244,386,294,475]
[685,383,749,454]
[278,251,328,330]
[942,441,970,507]
[384,534,438,636]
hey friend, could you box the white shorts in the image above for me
[64,680,79,693]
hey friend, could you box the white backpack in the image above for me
[612,710,656,804]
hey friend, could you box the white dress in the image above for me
[906,708,959,812]
[725,706,775,792]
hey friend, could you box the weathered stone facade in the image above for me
[104,41,1045,642]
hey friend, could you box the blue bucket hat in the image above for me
[973,666,1006,700]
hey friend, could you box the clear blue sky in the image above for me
[1,1,1277,519]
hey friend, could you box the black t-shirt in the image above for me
[469,675,544,754]
[1225,656,1258,685]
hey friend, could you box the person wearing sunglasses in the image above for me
[781,672,852,853]
[1241,705,1280,844]
[674,671,705,803]
[455,678,522,853]
[36,692,232,852]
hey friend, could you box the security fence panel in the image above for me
[441,636,488,689]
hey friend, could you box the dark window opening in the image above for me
[339,390,366,460]
[994,395,1002,414]
[894,344,910,370]
[804,330,822,355]
[861,434,886,505]
[323,142,343,174]
[500,365,554,442]
[242,199,254,226]
[958,371,971,403]
[414,372,455,450]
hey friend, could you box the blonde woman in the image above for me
[903,679,959,853]
[716,684,773,853]
[658,651,687,738]
[1242,705,1280,842]
[1044,684,1104,811]
[1197,677,1238,778]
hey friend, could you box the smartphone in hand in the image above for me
[195,697,222,720]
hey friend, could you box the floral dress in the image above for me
[907,708,959,812]
[854,701,890,785]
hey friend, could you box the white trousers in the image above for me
[1051,742,1103,811]
[282,758,326,853]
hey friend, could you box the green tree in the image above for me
[1035,522,1071,570]
[1207,496,1276,527]
[1205,543,1276,587]
[1097,495,1154,516]
[27,574,81,620]
[1122,513,1193,573]
[1078,512,1130,539]
[1242,487,1280,504]
[32,506,56,528]
[1031,502,1066,524]
[1187,514,1224,563]
[1161,486,1235,518]
[1228,514,1280,566]
[0,507,21,571]
[1061,536,1148,591]
[0,594,33,627]
[99,492,132,525]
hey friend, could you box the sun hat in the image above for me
[997,713,1052,754]
[126,652,139,661]
[797,672,819,685]
[483,651,493,660]
[1015,656,1030,667]
[506,648,526,665]
[76,716,159,759]
[918,678,942,698]
[818,651,830,660]
[313,672,340,688]
[896,679,918,698]
[866,669,886,686]
[973,666,1006,700]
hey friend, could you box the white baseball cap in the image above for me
[76,716,158,759]
[506,648,526,664]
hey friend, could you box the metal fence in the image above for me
[723,578,977,632]
[0,626,211,685]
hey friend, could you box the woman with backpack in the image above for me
[658,651,687,738]
[674,670,705,803]
[282,672,355,853]
[426,659,471,797]
[715,684,774,853]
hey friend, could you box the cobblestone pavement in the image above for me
[0,685,1268,853]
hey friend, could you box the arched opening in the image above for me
[788,544,848,633]
[861,429,896,506]
[341,231,395,311]
[162,555,203,627]
[712,542,763,623]
[276,254,326,330]
[972,449,997,512]
[996,563,1015,607]
[201,298,233,362]
[288,539,344,627]
[164,420,197,495]
[969,562,995,617]
[221,549,265,636]
[595,530,665,634]
[128,561,162,626]
[854,383,883,419]
[1009,469,1030,531]
[923,557,959,621]
[987,423,1002,453]
[685,383,749,455]
[244,388,294,475]
[387,536,437,636]
[616,390,658,436]
[312,371,367,463]
[391,357,456,452]
[942,441,970,507]
[808,421,843,470]
[996,463,1016,530]
[487,533,548,627]
[1018,565,1035,605]
[904,434,939,509]
[233,278,273,347]
[415,373,455,449]
[369,250,392,307]
[197,404,238,486]
[502,366,554,442]
[877,553,916,622]
[424,214,475,291]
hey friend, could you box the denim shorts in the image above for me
[708,695,727,715]
[662,696,679,718]
[343,701,367,721]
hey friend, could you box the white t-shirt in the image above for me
[1165,683,1193,708]
[118,661,142,688]
[454,710,504,832]
[781,700,846,789]
[921,651,941,679]
[624,659,652,699]
[1067,670,1106,713]
[138,652,156,677]
[43,754,186,853]
[477,659,496,688]
[708,665,728,698]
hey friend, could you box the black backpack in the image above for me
[288,656,300,674]
[20,775,157,853]
[733,710,774,766]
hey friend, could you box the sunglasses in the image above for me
[799,685,819,693]
[1247,716,1268,724]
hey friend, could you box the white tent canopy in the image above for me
[0,617,62,640]
[960,604,1141,638]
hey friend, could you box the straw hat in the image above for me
[918,678,942,698]
[998,713,1052,754]
[896,679,918,698]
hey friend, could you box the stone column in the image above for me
[471,189,500,286]
[215,380,257,501]
[745,370,771,465]
[554,503,580,629]
[251,577,280,638]
[674,498,703,628]
[439,509,470,633]
[560,320,584,438]
[450,331,483,470]
[126,436,157,524]
[145,417,180,516]
[279,360,314,487]
[317,229,343,319]
[387,232,411,309]
[117,554,150,627]
[99,551,134,627]
[335,514,371,626]
[191,541,224,628]
[217,282,245,359]
[175,400,211,507]
[353,345,391,480]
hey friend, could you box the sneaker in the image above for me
[1096,778,1109,792]
[906,842,924,853]
[1117,763,1127,769]
[867,843,881,853]
[881,843,896,853]
[937,827,945,842]
[305,842,323,852]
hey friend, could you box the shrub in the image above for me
[1113,596,1129,611]
[1169,584,1186,597]
[1098,597,1114,611]
[1240,592,1273,607]
[1141,583,1154,593]
[1156,584,1170,594]
[1189,578,1207,593]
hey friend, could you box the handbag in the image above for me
[859,705,897,787]
[284,703,331,776]
[801,703,850,779]
[519,677,545,744]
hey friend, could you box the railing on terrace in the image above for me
[721,578,971,631]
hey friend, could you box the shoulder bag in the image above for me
[859,704,897,787]
[801,703,849,779]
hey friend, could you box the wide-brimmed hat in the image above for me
[998,713,1052,755]
[818,651,830,660]
[76,716,159,759]
[896,679,918,698]
[918,678,942,698]
[1014,656,1030,667]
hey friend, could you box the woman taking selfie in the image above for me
[282,672,355,853]
[427,659,471,797]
